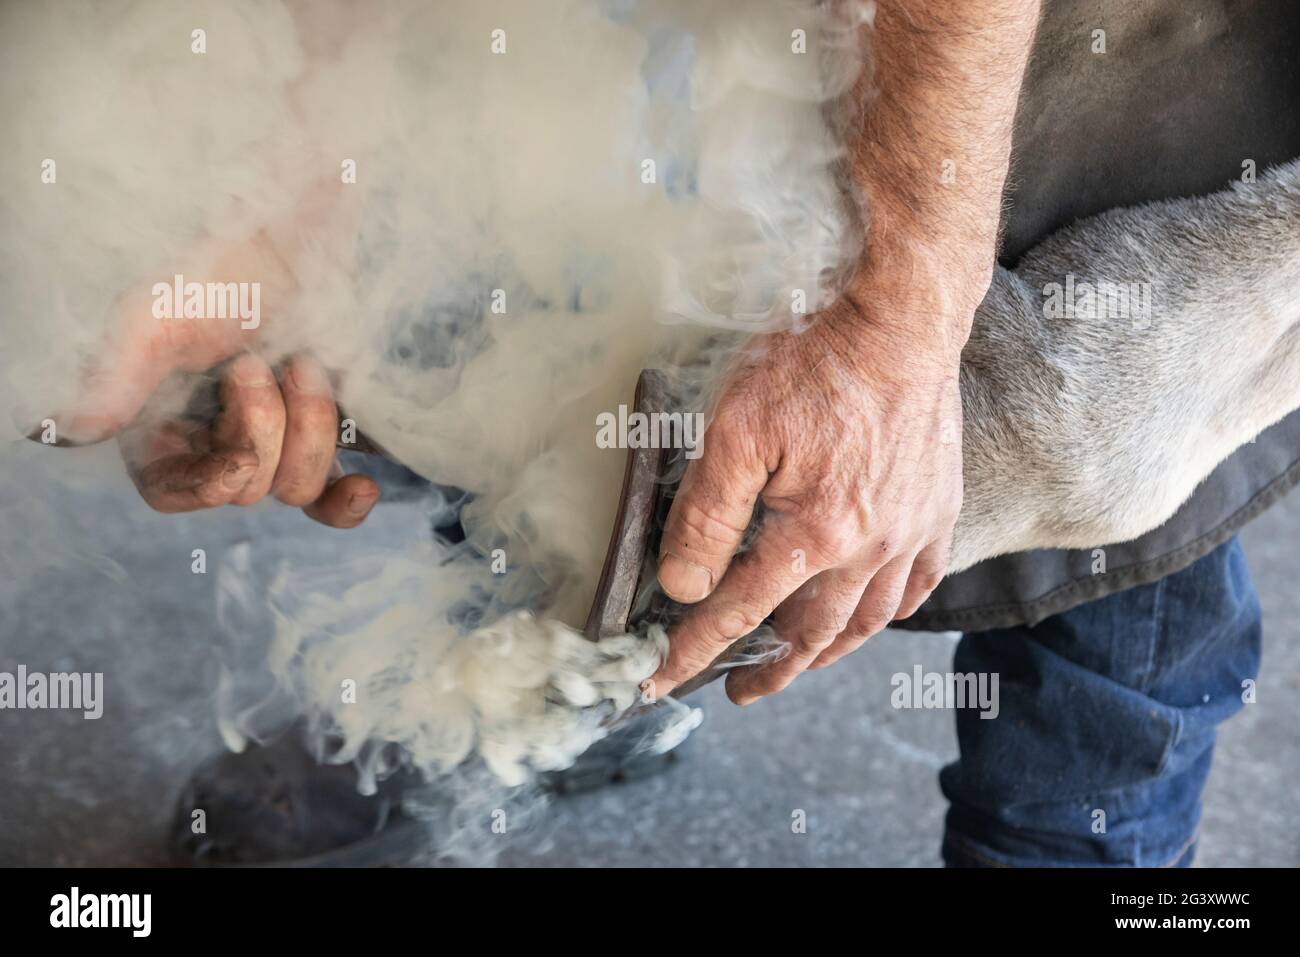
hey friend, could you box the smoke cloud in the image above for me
[0,0,867,853]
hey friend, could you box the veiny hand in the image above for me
[649,292,968,705]
[35,197,379,529]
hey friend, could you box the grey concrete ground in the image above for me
[1,446,1296,866]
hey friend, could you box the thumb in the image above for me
[657,426,768,603]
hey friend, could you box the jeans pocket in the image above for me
[945,636,1185,810]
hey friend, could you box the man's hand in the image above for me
[35,195,379,528]
[113,350,379,528]
[650,0,1041,704]
[652,286,967,705]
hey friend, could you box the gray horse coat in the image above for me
[904,0,1300,631]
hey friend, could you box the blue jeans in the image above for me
[940,537,1262,867]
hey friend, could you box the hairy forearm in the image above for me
[843,0,1041,352]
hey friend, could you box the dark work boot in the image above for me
[170,703,698,866]
[171,731,429,867]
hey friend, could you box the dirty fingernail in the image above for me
[658,553,712,603]
[347,490,378,515]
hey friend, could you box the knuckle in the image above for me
[910,553,949,594]
[274,454,332,506]
[244,394,288,431]
[828,635,866,661]
[805,522,862,564]
[840,631,870,651]
[916,569,944,593]
[837,631,868,660]
[274,482,320,508]
[670,500,747,555]
[707,414,759,463]
[859,616,890,637]
[709,605,766,641]
[856,599,897,636]
[707,605,764,642]
[894,598,924,621]
[786,603,850,651]
[923,537,955,568]
[794,629,837,654]
[221,403,284,447]
[824,638,860,664]
[284,385,338,428]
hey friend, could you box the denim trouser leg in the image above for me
[939,537,1262,867]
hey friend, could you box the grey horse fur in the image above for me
[952,158,1300,571]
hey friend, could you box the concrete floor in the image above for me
[1,445,1296,866]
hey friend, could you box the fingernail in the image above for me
[219,460,256,491]
[287,358,331,394]
[347,490,378,515]
[230,356,275,387]
[234,370,276,388]
[658,553,712,603]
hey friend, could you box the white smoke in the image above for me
[1,0,867,818]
